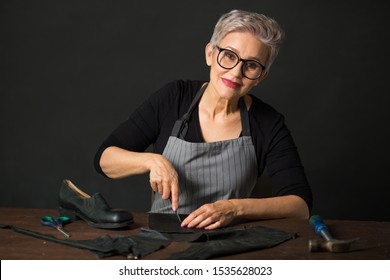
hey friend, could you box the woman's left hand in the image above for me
[181,200,237,230]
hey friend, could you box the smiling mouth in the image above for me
[221,78,241,89]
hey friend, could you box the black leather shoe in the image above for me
[58,179,133,229]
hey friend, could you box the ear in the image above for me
[205,43,213,66]
[254,71,269,86]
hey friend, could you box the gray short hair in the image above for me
[209,10,285,71]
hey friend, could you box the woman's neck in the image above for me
[200,86,240,120]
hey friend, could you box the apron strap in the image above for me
[171,84,207,138]
[171,83,251,138]
[239,98,251,137]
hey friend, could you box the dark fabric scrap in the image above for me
[148,212,296,245]
[0,224,171,258]
[1,216,296,259]
[167,225,296,259]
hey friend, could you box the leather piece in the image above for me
[167,225,296,259]
[1,221,295,259]
[0,223,170,259]
[84,229,171,258]
[148,213,197,233]
[58,179,133,229]
[148,213,297,257]
[2,211,296,259]
[148,213,210,242]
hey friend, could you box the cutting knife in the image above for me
[169,197,182,223]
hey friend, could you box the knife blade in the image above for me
[169,197,182,223]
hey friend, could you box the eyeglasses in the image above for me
[216,46,266,80]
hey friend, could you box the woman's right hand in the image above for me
[147,154,179,211]
[100,147,179,211]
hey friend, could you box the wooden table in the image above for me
[0,207,389,260]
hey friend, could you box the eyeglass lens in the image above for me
[217,48,263,79]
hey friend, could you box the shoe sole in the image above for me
[58,207,134,229]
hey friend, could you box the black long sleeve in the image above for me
[94,80,312,210]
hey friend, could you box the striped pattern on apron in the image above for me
[151,85,258,214]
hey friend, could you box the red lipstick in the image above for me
[221,78,241,89]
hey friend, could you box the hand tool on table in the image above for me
[40,216,71,238]
[308,214,359,253]
[169,197,182,223]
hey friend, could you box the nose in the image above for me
[229,61,244,78]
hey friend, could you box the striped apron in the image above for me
[150,85,258,214]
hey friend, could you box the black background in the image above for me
[1,0,389,221]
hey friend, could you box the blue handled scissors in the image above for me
[40,216,71,238]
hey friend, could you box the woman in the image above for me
[94,10,312,230]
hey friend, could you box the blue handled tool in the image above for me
[309,214,333,241]
[40,216,71,238]
[308,214,359,252]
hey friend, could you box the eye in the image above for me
[223,50,237,61]
[245,61,260,71]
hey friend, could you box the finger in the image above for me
[205,220,223,230]
[151,179,163,195]
[161,181,171,200]
[170,176,179,211]
[182,209,210,228]
[149,180,158,192]
[194,216,215,229]
[150,177,163,194]
[159,177,171,199]
[194,210,226,229]
[157,182,164,195]
[180,211,198,227]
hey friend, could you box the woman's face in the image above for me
[205,31,269,101]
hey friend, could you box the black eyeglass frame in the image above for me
[216,46,266,80]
